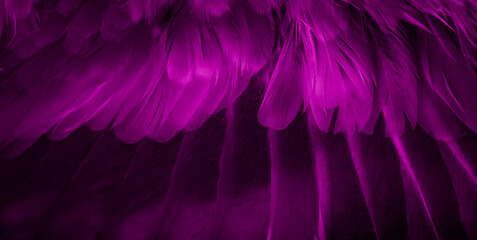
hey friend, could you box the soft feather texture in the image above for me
[1,1,477,239]
[2,0,477,146]
[1,81,477,240]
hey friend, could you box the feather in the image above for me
[0,127,97,239]
[38,130,137,239]
[0,0,5,37]
[296,4,375,133]
[247,0,279,16]
[183,64,231,131]
[308,115,376,239]
[0,43,69,144]
[0,136,51,197]
[1,1,477,239]
[212,82,271,240]
[56,0,82,16]
[87,25,153,133]
[101,1,134,41]
[417,28,477,138]
[416,73,468,140]
[189,0,231,17]
[30,10,68,48]
[64,0,110,49]
[144,14,234,140]
[392,127,468,239]
[287,0,348,41]
[4,0,35,20]
[309,32,374,133]
[97,135,183,240]
[392,135,439,239]
[126,0,168,22]
[267,114,317,240]
[152,75,210,142]
[378,33,418,136]
[157,112,224,239]
[114,73,179,143]
[438,135,477,239]
[347,130,408,239]
[421,29,477,133]
[241,4,274,75]
[48,33,139,140]
[127,0,147,22]
[258,25,303,130]
[361,0,404,32]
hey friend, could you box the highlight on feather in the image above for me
[1,0,477,238]
[0,0,276,147]
[0,0,475,149]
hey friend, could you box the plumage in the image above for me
[258,25,303,130]
[267,115,317,240]
[346,130,408,239]
[393,128,468,239]
[1,0,477,239]
[439,136,477,239]
[377,32,418,136]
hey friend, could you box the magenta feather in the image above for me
[439,136,477,239]
[258,25,303,130]
[3,0,477,147]
[378,33,418,136]
[1,2,477,239]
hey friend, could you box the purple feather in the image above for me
[1,0,477,239]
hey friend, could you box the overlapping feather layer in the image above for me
[1,0,477,150]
